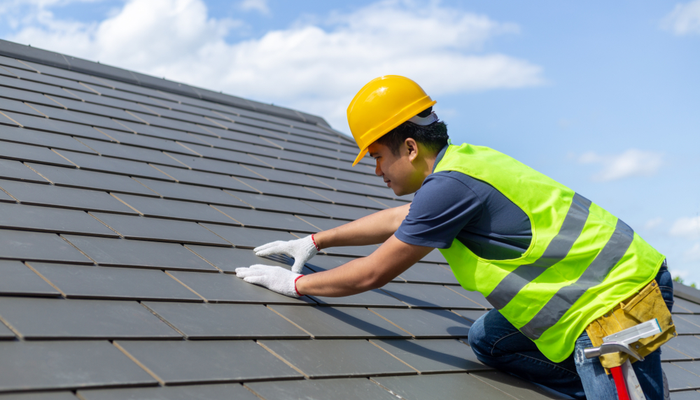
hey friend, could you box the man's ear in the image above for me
[404,138,419,162]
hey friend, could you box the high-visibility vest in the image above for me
[435,144,665,362]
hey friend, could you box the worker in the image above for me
[235,75,674,399]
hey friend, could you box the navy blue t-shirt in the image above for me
[395,147,532,260]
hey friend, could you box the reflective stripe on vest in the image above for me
[434,144,664,362]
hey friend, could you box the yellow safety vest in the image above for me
[435,144,665,362]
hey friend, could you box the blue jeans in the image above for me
[468,264,673,400]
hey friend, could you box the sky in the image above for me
[1,0,699,284]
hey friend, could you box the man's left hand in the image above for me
[235,265,302,298]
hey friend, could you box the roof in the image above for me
[0,39,699,399]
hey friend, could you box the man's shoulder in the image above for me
[422,170,499,197]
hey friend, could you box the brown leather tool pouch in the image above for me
[585,280,676,372]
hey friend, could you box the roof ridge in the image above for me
[0,39,334,131]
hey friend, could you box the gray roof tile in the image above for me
[183,245,297,273]
[370,308,471,338]
[259,339,416,378]
[76,138,183,166]
[0,229,91,264]
[95,128,196,155]
[268,305,410,339]
[110,193,238,225]
[236,177,330,202]
[662,345,694,362]
[0,322,15,340]
[165,151,268,176]
[470,371,572,399]
[0,189,11,202]
[302,200,374,220]
[113,119,197,142]
[45,96,144,123]
[150,165,256,192]
[373,372,517,400]
[0,297,180,339]
[0,392,78,399]
[451,309,488,327]
[310,289,407,308]
[371,339,489,373]
[675,298,700,314]
[674,315,700,335]
[2,111,117,141]
[247,377,399,400]
[55,150,172,180]
[243,164,328,188]
[380,282,485,309]
[669,390,700,400]
[0,74,72,99]
[320,244,380,258]
[62,235,218,271]
[90,212,231,246]
[170,144,271,170]
[0,341,157,392]
[295,215,345,231]
[78,383,260,400]
[135,177,250,207]
[1,125,96,153]
[198,224,295,248]
[143,302,309,339]
[167,270,311,305]
[115,340,303,385]
[26,163,157,196]
[213,205,317,232]
[0,140,73,167]
[0,260,61,297]
[446,286,492,309]
[230,191,327,217]
[0,97,45,116]
[0,203,118,237]
[398,263,460,285]
[306,187,386,209]
[667,336,700,359]
[664,363,700,390]
[28,262,202,302]
[0,159,46,183]
[0,179,137,214]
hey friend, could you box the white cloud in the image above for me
[578,149,664,182]
[661,0,700,36]
[670,216,700,238]
[239,0,269,15]
[685,242,700,261]
[4,0,544,130]
[644,217,664,230]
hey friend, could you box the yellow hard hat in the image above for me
[347,75,436,166]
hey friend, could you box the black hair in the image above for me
[375,107,448,156]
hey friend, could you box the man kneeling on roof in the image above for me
[235,75,675,399]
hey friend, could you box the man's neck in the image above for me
[429,144,449,174]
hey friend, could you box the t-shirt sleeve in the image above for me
[395,171,483,249]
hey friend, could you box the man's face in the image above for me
[368,141,424,196]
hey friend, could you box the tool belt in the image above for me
[585,279,676,372]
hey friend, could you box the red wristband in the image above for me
[311,234,320,251]
[294,275,304,297]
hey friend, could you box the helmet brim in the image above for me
[352,147,369,167]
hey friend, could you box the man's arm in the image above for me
[314,203,411,249]
[296,234,433,297]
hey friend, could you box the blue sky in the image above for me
[1,0,699,284]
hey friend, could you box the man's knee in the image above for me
[467,311,492,359]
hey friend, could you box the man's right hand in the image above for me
[254,235,319,273]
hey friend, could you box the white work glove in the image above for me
[254,235,318,273]
[235,265,302,298]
